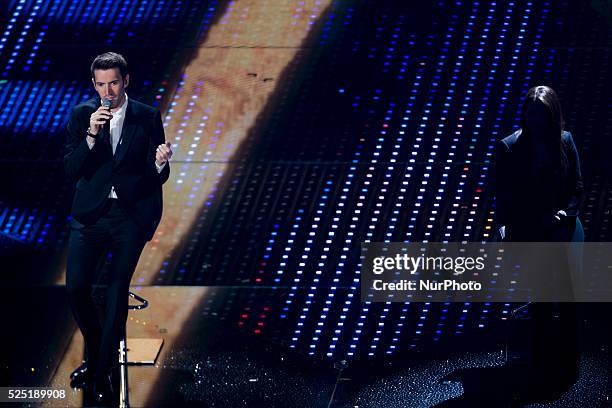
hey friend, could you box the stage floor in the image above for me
[2,286,611,407]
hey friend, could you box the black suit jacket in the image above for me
[64,97,170,241]
[495,129,583,241]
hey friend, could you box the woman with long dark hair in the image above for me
[496,85,584,242]
[495,85,584,400]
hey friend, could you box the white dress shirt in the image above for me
[86,94,166,199]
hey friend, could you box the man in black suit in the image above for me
[63,52,172,403]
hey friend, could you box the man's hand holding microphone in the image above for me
[86,99,113,144]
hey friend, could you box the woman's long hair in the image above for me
[519,85,568,175]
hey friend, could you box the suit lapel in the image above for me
[113,100,136,166]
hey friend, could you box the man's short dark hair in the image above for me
[90,52,128,79]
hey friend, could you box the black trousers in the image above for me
[66,199,146,381]
[509,218,584,395]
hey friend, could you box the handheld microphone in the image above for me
[101,98,112,140]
